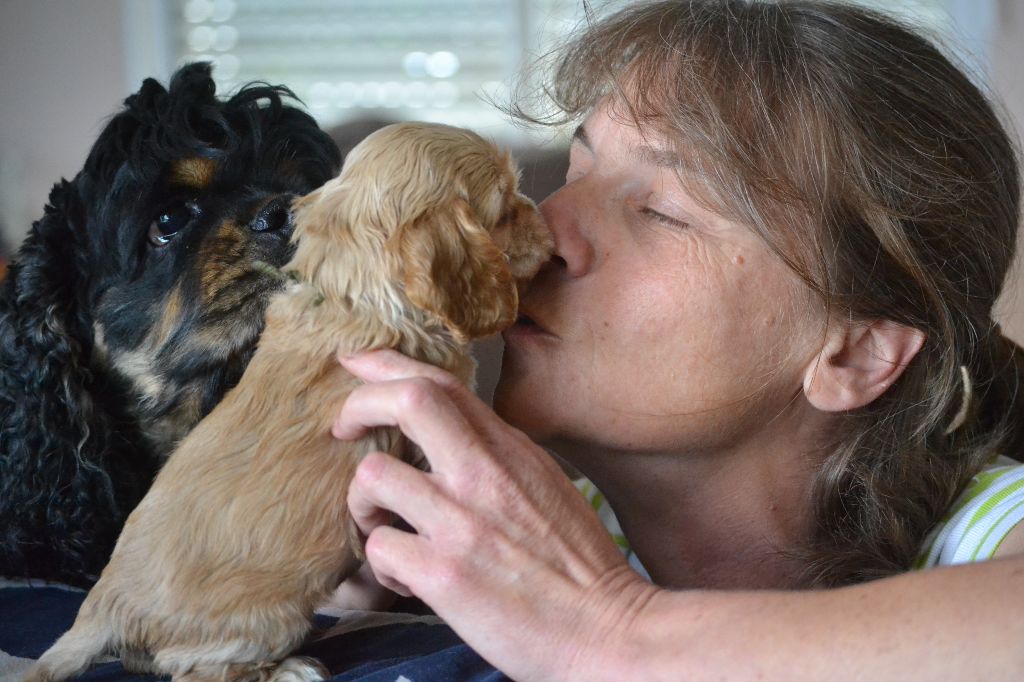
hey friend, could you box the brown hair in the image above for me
[514,0,1024,585]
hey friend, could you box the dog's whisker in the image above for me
[248,259,287,281]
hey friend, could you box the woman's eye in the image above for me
[640,207,689,229]
[148,202,199,247]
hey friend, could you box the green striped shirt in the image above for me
[915,455,1024,568]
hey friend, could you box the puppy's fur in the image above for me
[26,122,552,682]
[0,63,341,587]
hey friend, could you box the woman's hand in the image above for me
[319,561,397,614]
[333,349,654,681]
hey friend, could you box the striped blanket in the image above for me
[0,580,506,681]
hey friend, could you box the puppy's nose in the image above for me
[250,196,294,233]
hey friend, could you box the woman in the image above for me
[333,1,1024,678]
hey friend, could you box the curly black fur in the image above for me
[0,63,340,586]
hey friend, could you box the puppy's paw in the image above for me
[267,656,328,682]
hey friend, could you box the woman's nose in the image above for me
[539,183,595,278]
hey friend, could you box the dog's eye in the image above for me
[148,202,198,247]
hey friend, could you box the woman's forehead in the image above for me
[579,101,746,221]
[573,118,685,173]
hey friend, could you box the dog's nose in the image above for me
[250,196,294,233]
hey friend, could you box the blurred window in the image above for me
[166,0,971,141]
[170,0,588,141]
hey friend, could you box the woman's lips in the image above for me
[504,313,554,339]
[518,313,542,330]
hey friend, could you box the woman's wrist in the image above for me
[563,566,670,681]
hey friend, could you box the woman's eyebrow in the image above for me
[574,122,682,169]
[633,144,684,169]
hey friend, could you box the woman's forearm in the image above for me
[597,556,1024,681]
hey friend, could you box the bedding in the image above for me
[0,581,507,681]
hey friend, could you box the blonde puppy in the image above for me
[25,122,552,682]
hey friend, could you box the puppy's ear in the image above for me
[0,181,137,586]
[394,196,517,342]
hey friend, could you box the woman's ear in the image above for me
[803,319,925,411]
[393,196,517,342]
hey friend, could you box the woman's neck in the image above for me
[551,404,834,590]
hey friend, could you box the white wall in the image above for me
[990,0,1024,342]
[0,1,126,247]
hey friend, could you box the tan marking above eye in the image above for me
[170,157,218,189]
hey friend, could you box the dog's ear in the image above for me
[0,181,141,586]
[393,196,517,342]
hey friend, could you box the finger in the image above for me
[339,349,461,390]
[338,350,510,443]
[324,562,397,611]
[332,379,482,474]
[347,479,395,542]
[364,524,432,599]
[347,451,449,537]
[375,574,412,599]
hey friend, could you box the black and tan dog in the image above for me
[0,63,341,587]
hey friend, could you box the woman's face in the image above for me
[494,100,828,457]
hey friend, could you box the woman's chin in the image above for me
[493,378,554,441]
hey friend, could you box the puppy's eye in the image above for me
[149,202,199,247]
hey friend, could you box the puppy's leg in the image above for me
[174,662,271,682]
[21,620,114,682]
[265,657,328,682]
[172,658,327,682]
